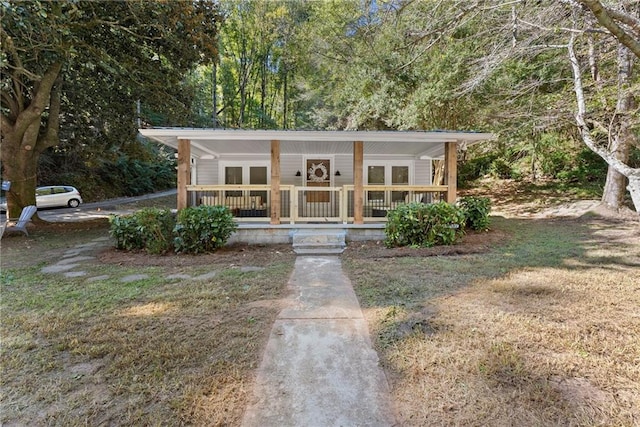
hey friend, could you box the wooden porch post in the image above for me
[270,140,281,225]
[445,141,457,204]
[177,138,191,210]
[353,141,364,224]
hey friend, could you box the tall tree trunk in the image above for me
[282,65,288,129]
[601,44,635,209]
[212,61,218,127]
[568,32,640,213]
[260,55,267,128]
[1,62,62,219]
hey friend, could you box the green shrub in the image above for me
[385,201,465,248]
[459,196,492,231]
[174,205,237,254]
[540,149,572,179]
[109,208,175,254]
[558,148,608,184]
[109,214,145,251]
[135,208,175,254]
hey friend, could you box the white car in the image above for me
[0,186,83,211]
[35,186,83,208]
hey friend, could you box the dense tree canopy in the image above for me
[1,0,220,217]
[2,0,638,214]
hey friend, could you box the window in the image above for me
[220,162,270,198]
[249,166,268,200]
[364,161,412,204]
[367,166,385,201]
[391,166,409,202]
[225,167,243,196]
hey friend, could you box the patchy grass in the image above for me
[343,215,640,426]
[2,183,638,426]
[0,221,296,426]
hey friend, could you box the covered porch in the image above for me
[139,129,493,225]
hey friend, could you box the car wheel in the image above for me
[68,199,80,208]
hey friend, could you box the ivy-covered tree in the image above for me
[1,0,220,218]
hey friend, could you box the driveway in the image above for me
[17,189,177,222]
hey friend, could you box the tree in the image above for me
[1,1,220,218]
[571,1,639,211]
[210,0,306,129]
[414,1,639,210]
[291,0,480,130]
[579,0,640,58]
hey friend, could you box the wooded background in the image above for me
[1,0,638,217]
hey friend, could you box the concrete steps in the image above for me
[292,229,346,255]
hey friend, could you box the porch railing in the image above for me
[187,184,448,223]
[343,185,447,222]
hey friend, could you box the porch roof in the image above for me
[138,128,494,159]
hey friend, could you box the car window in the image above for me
[36,188,52,196]
[53,187,70,194]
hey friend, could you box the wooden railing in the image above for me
[343,185,448,222]
[187,184,448,223]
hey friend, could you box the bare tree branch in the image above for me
[608,6,640,33]
[568,29,640,211]
[579,0,640,58]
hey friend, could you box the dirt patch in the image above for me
[344,227,508,259]
[98,243,296,268]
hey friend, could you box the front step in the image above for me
[292,229,346,255]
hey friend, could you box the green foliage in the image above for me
[558,148,608,184]
[2,0,220,213]
[134,208,176,255]
[458,154,499,187]
[173,206,237,254]
[39,143,176,201]
[211,0,306,129]
[385,202,465,248]
[109,215,145,251]
[109,208,175,254]
[459,196,491,231]
[110,206,237,254]
[490,158,521,180]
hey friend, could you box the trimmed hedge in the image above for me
[109,205,237,254]
[385,201,466,248]
[173,205,237,254]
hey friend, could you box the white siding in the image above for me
[334,154,352,186]
[193,154,432,185]
[281,154,303,186]
[414,159,433,185]
[196,159,218,185]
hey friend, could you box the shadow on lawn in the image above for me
[343,213,640,425]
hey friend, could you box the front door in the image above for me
[305,158,331,203]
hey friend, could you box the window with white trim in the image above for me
[364,161,412,203]
[220,162,269,198]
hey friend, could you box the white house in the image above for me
[139,128,494,226]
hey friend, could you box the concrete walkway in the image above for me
[242,256,396,427]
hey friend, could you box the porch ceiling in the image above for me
[139,128,494,159]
